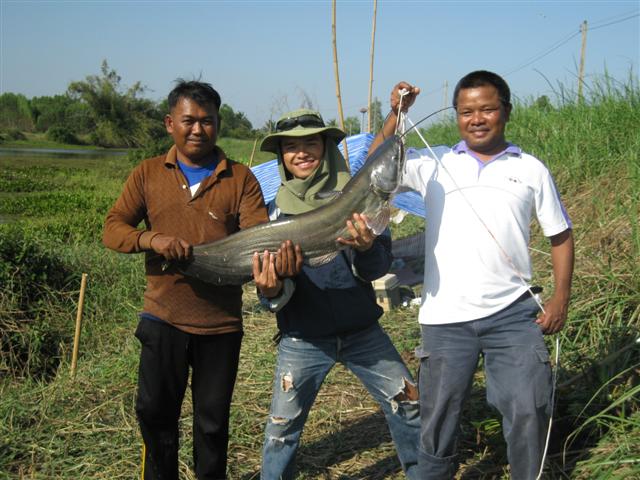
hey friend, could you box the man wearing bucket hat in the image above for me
[253,109,421,479]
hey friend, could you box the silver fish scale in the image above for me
[182,136,404,285]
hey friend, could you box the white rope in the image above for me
[404,114,559,478]
[405,116,544,310]
[537,335,560,480]
[394,88,409,136]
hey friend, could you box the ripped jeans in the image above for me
[261,323,420,479]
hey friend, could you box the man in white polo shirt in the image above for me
[368,71,574,479]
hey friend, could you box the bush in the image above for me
[3,128,26,141]
[46,126,80,145]
[0,225,77,379]
[126,136,173,164]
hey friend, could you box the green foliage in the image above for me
[0,226,73,310]
[0,92,34,131]
[533,94,552,111]
[506,76,640,185]
[219,103,254,139]
[1,128,27,141]
[46,126,79,145]
[0,224,77,379]
[368,97,385,133]
[0,168,52,192]
[30,94,93,134]
[68,60,165,147]
[343,115,362,135]
[126,135,173,165]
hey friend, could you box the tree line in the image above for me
[1,61,257,148]
[0,61,385,149]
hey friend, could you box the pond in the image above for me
[0,146,125,163]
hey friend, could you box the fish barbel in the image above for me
[181,135,405,285]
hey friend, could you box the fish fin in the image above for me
[365,204,391,235]
[306,251,340,267]
[314,190,342,201]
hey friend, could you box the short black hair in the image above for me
[453,70,511,108]
[168,79,222,111]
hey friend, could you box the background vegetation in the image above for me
[0,60,383,150]
[0,72,638,478]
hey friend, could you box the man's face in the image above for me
[455,85,511,156]
[165,97,219,165]
[280,134,325,179]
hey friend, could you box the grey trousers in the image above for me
[416,295,553,480]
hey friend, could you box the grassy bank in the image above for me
[1,77,638,478]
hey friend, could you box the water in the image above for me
[0,147,126,157]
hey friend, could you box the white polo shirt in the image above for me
[402,142,571,325]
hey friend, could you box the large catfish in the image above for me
[181,135,405,285]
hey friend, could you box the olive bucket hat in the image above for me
[260,109,346,154]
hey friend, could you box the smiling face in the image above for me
[280,134,325,179]
[455,84,511,160]
[164,96,219,166]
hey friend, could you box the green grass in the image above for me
[1,74,639,478]
[216,137,275,166]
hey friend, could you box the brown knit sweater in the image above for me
[103,145,268,335]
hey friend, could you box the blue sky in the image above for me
[1,0,638,130]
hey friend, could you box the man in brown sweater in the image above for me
[103,80,268,479]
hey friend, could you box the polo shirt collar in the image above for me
[452,140,522,164]
[165,145,230,176]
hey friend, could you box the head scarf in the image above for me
[275,135,351,215]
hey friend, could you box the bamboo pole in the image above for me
[443,80,448,110]
[248,138,259,167]
[577,20,588,103]
[70,273,88,378]
[367,0,377,132]
[332,0,349,165]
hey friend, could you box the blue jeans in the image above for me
[416,295,553,480]
[261,323,420,479]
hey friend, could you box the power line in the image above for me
[503,10,639,78]
[589,9,639,29]
[504,30,581,77]
[590,12,639,31]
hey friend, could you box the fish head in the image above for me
[369,135,405,196]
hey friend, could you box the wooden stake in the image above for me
[332,0,349,165]
[248,138,259,167]
[367,0,378,132]
[71,273,88,378]
[578,20,588,102]
[443,80,449,110]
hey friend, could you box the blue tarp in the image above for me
[250,133,427,218]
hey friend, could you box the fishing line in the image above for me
[398,106,455,139]
[404,116,545,310]
[403,113,560,479]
